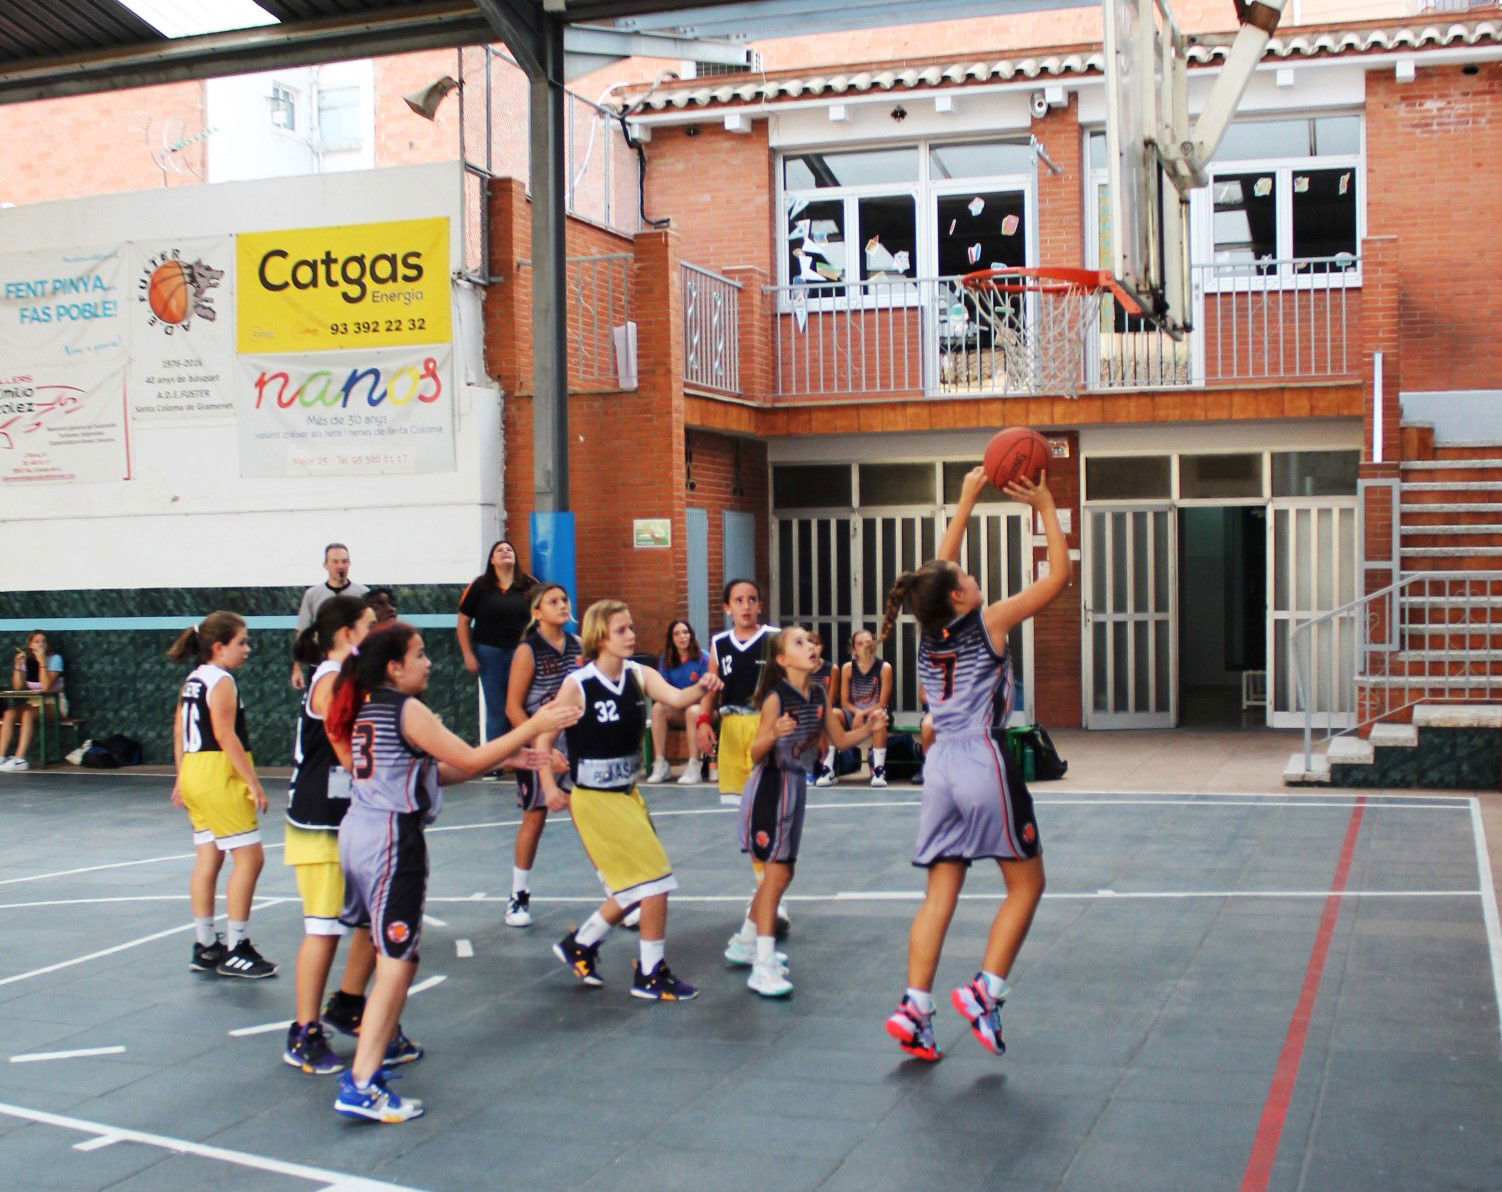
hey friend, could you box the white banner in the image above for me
[0,245,127,367]
[0,361,129,486]
[127,238,236,423]
[237,344,455,477]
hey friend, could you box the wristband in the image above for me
[697,713,711,727]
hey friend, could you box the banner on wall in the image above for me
[235,218,452,354]
[0,361,129,486]
[0,246,127,366]
[127,238,237,424]
[237,344,454,477]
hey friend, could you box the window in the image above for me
[781,138,1032,291]
[858,462,934,506]
[317,85,361,151]
[1085,456,1171,501]
[1272,451,1359,497]
[773,465,852,509]
[269,83,296,131]
[1208,115,1360,275]
[1180,453,1263,499]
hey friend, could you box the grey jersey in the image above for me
[918,608,1013,737]
[768,680,826,774]
[348,687,442,821]
[522,629,582,714]
[845,658,885,709]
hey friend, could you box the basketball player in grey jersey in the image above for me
[878,465,1070,1063]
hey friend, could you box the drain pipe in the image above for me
[609,71,678,230]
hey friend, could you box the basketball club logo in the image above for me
[137,249,224,334]
[385,920,411,945]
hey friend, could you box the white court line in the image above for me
[10,1046,126,1063]
[422,914,448,927]
[1469,797,1502,1054]
[72,1134,121,1152]
[0,1100,418,1190]
[408,974,447,995]
[228,1020,292,1039]
[0,895,186,912]
[455,939,473,958]
[423,888,1476,906]
[0,898,291,987]
[0,840,285,888]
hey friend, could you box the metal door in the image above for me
[1084,505,1177,727]
[1268,500,1358,729]
[685,507,709,646]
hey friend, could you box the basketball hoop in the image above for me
[959,267,1141,398]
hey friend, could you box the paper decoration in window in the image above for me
[791,288,808,333]
[948,218,957,235]
[1293,175,1309,194]
[968,196,985,216]
[786,195,809,219]
[1254,176,1273,197]
[1338,171,1350,195]
[1001,214,1020,236]
[967,243,982,265]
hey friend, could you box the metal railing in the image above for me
[765,256,1358,401]
[1294,569,1502,773]
[681,263,741,395]
[517,253,633,388]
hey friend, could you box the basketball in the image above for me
[147,260,191,325]
[983,426,1050,490]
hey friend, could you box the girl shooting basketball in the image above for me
[727,626,886,997]
[879,465,1070,1062]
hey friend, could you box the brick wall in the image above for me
[1031,432,1083,727]
[641,123,775,275]
[1368,63,1502,393]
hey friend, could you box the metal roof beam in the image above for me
[588,0,1080,39]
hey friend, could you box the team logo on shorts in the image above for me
[754,830,770,848]
[1022,823,1036,845]
[385,920,411,944]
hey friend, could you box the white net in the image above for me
[961,273,1106,397]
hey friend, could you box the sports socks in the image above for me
[512,866,530,896]
[755,936,777,965]
[871,747,887,769]
[734,917,756,943]
[226,919,248,949]
[639,937,665,973]
[193,917,216,946]
[982,970,1011,1001]
[821,746,835,770]
[576,911,611,948]
[906,987,934,1014]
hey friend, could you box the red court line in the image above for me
[1239,795,1366,1192]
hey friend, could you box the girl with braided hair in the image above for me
[880,465,1070,1063]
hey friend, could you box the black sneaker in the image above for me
[323,990,366,1037]
[552,929,604,987]
[216,938,278,979]
[190,936,227,972]
[284,1022,344,1075]
[383,1024,424,1066]
[631,959,698,1001]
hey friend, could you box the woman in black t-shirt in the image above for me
[457,540,537,744]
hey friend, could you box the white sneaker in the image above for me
[869,766,887,788]
[676,759,702,785]
[5,757,29,772]
[645,758,671,784]
[0,756,15,771]
[504,891,532,927]
[747,960,793,998]
[814,769,836,787]
[723,934,787,968]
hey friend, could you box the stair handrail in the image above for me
[1294,568,1502,774]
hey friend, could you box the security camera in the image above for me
[1030,91,1050,119]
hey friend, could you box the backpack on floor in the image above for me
[83,733,143,769]
[1015,724,1067,781]
[882,732,923,781]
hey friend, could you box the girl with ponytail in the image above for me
[323,621,578,1124]
[167,611,276,980]
[879,465,1071,1064]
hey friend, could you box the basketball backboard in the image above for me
[1103,0,1192,337]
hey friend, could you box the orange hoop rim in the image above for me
[960,266,1143,316]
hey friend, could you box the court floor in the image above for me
[1,771,1499,1191]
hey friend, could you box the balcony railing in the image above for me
[518,252,632,389]
[764,256,1359,402]
[682,263,741,395]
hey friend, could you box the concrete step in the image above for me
[1402,546,1502,557]
[1400,524,1502,536]
[1283,751,1331,785]
[1327,735,1373,765]
[1401,481,1502,493]
[1398,503,1502,515]
[1434,442,1502,460]
[1367,722,1418,748]
[1401,458,1502,471]
[1358,673,1502,689]
[1412,703,1502,728]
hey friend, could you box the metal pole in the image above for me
[530,17,568,514]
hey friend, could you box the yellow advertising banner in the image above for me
[235,218,451,353]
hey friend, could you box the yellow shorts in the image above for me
[717,713,758,794]
[285,824,346,935]
[569,785,678,907]
[179,751,260,850]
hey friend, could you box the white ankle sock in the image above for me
[639,937,665,973]
[872,747,886,768]
[755,935,776,965]
[226,919,248,949]
[736,917,756,943]
[982,970,1010,1001]
[576,912,611,947]
[512,867,530,895]
[906,987,934,1014]
[821,746,835,767]
[194,917,215,946]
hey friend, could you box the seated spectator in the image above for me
[645,619,711,785]
[365,587,398,624]
[1,630,64,771]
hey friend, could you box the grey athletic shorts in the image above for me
[912,731,1040,866]
[338,807,427,961]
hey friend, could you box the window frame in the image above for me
[777,136,1037,313]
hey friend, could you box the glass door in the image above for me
[1084,506,1177,727]
[1268,500,1358,729]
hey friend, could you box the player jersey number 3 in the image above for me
[595,699,620,722]
[350,723,376,779]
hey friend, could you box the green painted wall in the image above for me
[0,586,474,766]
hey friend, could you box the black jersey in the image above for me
[712,625,777,712]
[846,657,886,709]
[287,659,351,830]
[767,679,827,774]
[564,660,646,791]
[521,629,582,714]
[179,664,250,754]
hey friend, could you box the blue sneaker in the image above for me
[951,974,1006,1056]
[334,1069,424,1123]
[630,960,698,1001]
[384,1024,424,1066]
[284,1022,344,1075]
